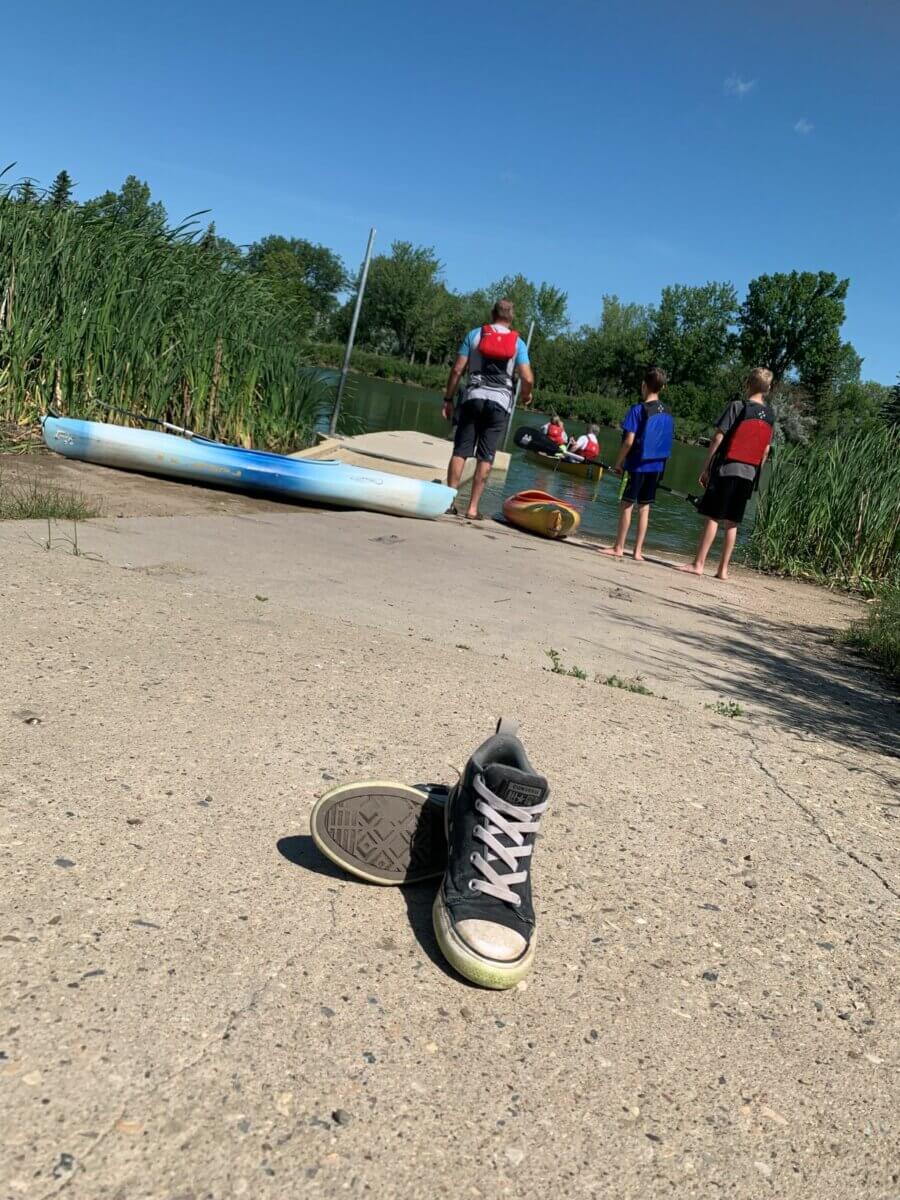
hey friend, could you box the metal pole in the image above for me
[502,319,535,451]
[329,226,376,436]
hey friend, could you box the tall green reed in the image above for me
[0,194,332,448]
[747,426,900,591]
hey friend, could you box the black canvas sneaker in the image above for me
[310,782,448,885]
[433,719,549,989]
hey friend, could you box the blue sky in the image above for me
[8,0,899,382]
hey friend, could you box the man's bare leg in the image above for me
[632,503,652,561]
[599,501,634,557]
[716,522,739,580]
[447,454,467,490]
[466,460,492,518]
[678,517,719,574]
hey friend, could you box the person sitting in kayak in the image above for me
[542,415,567,449]
[678,367,775,581]
[599,367,674,562]
[441,299,533,520]
[563,423,601,462]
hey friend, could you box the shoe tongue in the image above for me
[483,763,548,807]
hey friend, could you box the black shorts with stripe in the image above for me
[697,473,754,525]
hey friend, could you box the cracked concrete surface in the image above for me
[1,467,899,1199]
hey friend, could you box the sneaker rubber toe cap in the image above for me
[456,919,527,962]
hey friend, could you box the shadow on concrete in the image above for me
[276,829,470,985]
[619,598,900,759]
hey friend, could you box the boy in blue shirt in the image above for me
[599,367,673,561]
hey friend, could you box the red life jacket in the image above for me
[582,434,600,461]
[546,422,566,445]
[479,325,519,361]
[723,403,775,467]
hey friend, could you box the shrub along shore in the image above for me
[307,343,712,444]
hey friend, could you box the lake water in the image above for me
[331,374,738,558]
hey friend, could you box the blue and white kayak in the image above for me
[42,416,456,520]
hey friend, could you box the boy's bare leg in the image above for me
[678,517,719,574]
[466,460,492,518]
[599,501,634,557]
[715,522,739,580]
[632,503,652,561]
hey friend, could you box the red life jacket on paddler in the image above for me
[722,402,775,467]
[581,433,600,460]
[466,325,521,405]
[478,324,519,360]
[546,422,566,446]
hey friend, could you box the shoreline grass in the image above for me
[747,426,900,593]
[0,194,333,451]
[840,587,900,683]
[0,473,100,521]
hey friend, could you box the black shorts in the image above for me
[620,471,661,505]
[452,397,507,464]
[698,473,754,525]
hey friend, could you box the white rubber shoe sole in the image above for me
[432,891,535,989]
[310,781,447,885]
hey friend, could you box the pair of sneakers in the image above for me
[309,719,550,990]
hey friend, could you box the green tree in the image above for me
[16,178,39,204]
[246,235,346,330]
[884,376,900,426]
[83,175,167,232]
[582,295,654,396]
[650,282,738,388]
[352,241,445,359]
[483,275,570,342]
[738,271,849,393]
[199,222,244,270]
[47,170,74,210]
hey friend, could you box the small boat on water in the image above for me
[524,449,605,482]
[41,415,456,520]
[502,489,581,539]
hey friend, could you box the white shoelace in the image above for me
[469,774,547,906]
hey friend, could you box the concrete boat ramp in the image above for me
[292,429,511,483]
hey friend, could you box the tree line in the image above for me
[10,170,899,441]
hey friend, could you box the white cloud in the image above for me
[793,117,814,135]
[724,74,757,97]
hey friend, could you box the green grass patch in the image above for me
[599,673,655,696]
[840,587,900,683]
[545,648,588,679]
[705,699,745,718]
[0,474,100,521]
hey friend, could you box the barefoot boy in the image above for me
[679,367,775,581]
[599,367,674,561]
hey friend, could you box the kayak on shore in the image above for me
[41,415,456,520]
[502,489,581,539]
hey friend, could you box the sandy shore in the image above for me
[2,459,898,1198]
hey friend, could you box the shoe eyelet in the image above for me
[469,853,477,864]
[468,879,478,891]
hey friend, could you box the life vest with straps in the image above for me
[631,401,674,465]
[466,325,520,404]
[722,402,775,467]
[581,433,600,461]
[546,421,566,446]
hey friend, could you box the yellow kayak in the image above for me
[502,489,581,539]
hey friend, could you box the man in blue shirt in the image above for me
[441,299,533,519]
[599,366,672,561]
